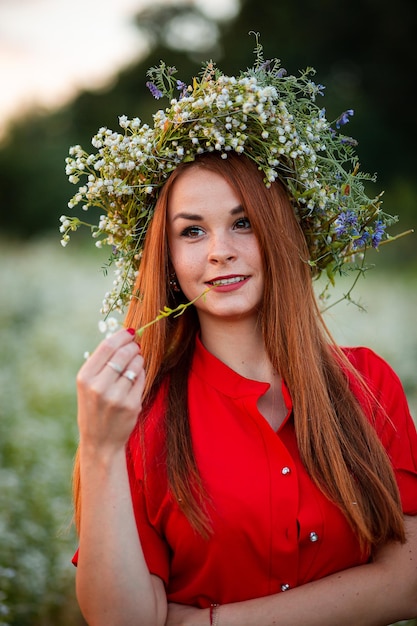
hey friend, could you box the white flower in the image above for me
[107,317,120,333]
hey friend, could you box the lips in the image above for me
[207,275,248,286]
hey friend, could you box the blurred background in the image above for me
[0,0,416,624]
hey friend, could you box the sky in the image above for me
[0,0,238,138]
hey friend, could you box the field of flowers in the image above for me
[0,236,416,625]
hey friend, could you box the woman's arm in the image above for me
[167,515,417,626]
[74,328,168,626]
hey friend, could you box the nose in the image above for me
[207,232,236,264]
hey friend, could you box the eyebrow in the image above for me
[172,204,245,221]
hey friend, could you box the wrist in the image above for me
[78,441,127,473]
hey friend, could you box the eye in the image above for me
[180,225,205,238]
[233,216,251,230]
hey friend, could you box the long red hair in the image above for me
[73,152,405,548]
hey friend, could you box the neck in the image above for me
[199,316,274,383]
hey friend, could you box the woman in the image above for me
[65,41,417,626]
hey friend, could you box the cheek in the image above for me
[170,248,186,273]
[171,249,198,284]
[168,238,184,273]
[170,239,205,274]
[248,241,263,270]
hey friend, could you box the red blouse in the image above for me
[124,338,417,607]
[76,338,417,608]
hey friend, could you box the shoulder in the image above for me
[340,345,414,437]
[340,345,404,395]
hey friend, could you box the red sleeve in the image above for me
[344,346,417,514]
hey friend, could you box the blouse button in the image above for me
[309,531,319,542]
[281,466,291,475]
[281,583,291,591]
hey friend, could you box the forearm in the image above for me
[76,444,167,626]
[215,563,410,626]
[169,517,417,626]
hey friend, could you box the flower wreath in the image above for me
[60,33,401,319]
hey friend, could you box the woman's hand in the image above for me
[76,328,144,454]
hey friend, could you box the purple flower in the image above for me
[340,136,358,147]
[335,109,354,129]
[176,80,188,99]
[311,82,325,97]
[371,220,386,248]
[352,231,370,249]
[259,59,273,71]
[146,81,163,100]
[334,210,358,237]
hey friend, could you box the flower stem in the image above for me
[136,287,212,337]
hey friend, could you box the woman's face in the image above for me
[167,165,264,328]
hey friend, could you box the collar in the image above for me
[192,334,293,415]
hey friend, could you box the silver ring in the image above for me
[106,360,123,374]
[122,369,137,383]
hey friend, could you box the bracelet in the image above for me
[210,603,220,626]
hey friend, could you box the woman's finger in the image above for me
[81,328,140,379]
